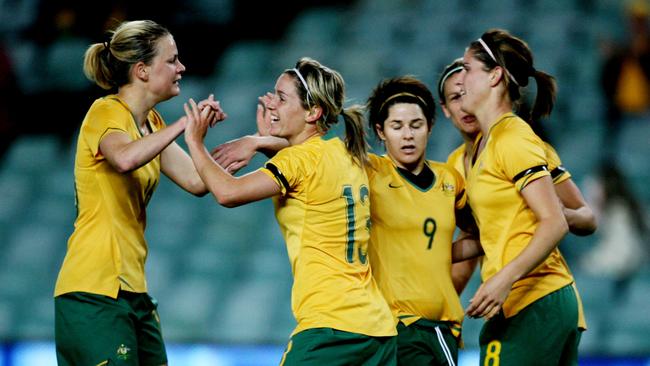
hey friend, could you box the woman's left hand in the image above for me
[465,270,515,320]
[198,94,228,127]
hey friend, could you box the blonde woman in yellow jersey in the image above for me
[184,57,397,366]
[459,29,586,365]
[54,20,224,366]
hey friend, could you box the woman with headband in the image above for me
[438,58,597,295]
[184,57,397,365]
[364,76,482,365]
[459,29,586,365]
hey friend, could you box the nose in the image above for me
[403,126,415,139]
[177,60,186,74]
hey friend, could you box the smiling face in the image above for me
[146,34,185,102]
[376,102,430,174]
[460,49,492,117]
[441,71,479,140]
[267,73,310,143]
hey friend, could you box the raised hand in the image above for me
[198,94,228,127]
[256,92,274,136]
[184,98,215,144]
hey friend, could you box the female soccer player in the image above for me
[459,29,585,365]
[54,19,223,366]
[184,57,397,366]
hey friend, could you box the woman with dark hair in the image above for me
[459,29,585,365]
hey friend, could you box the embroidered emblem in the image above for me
[116,344,131,360]
[442,182,456,196]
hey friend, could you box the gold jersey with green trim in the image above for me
[466,113,574,318]
[366,154,466,331]
[55,95,164,298]
[259,136,396,337]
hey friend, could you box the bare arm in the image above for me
[184,99,281,207]
[211,135,290,174]
[451,231,483,262]
[161,141,208,196]
[451,229,481,294]
[99,94,223,175]
[452,258,478,295]
[99,121,186,174]
[466,176,568,319]
[555,179,597,236]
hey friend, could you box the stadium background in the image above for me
[0,0,649,365]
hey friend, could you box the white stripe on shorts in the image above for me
[435,326,456,366]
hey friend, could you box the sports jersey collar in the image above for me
[105,95,154,138]
[470,113,515,167]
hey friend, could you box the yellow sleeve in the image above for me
[543,142,572,185]
[450,164,467,210]
[262,144,315,196]
[82,99,132,157]
[495,124,550,191]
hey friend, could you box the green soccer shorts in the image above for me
[280,327,397,366]
[55,290,167,366]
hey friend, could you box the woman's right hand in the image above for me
[184,98,216,144]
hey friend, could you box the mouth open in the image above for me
[461,115,477,123]
[401,144,416,153]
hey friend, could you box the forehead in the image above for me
[155,34,176,54]
[386,102,425,118]
[445,71,463,88]
[275,73,298,94]
[463,49,482,65]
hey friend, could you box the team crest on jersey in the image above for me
[442,182,455,196]
[116,344,131,360]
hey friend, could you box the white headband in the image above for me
[292,68,313,105]
[478,38,519,86]
[439,65,464,96]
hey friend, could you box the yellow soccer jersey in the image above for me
[367,154,467,333]
[260,136,396,337]
[544,142,572,185]
[466,113,574,318]
[55,95,164,298]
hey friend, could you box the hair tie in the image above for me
[103,40,111,50]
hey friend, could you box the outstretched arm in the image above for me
[161,95,226,196]
[184,99,280,207]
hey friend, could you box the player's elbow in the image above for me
[111,157,140,174]
[571,212,598,236]
[213,189,244,208]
